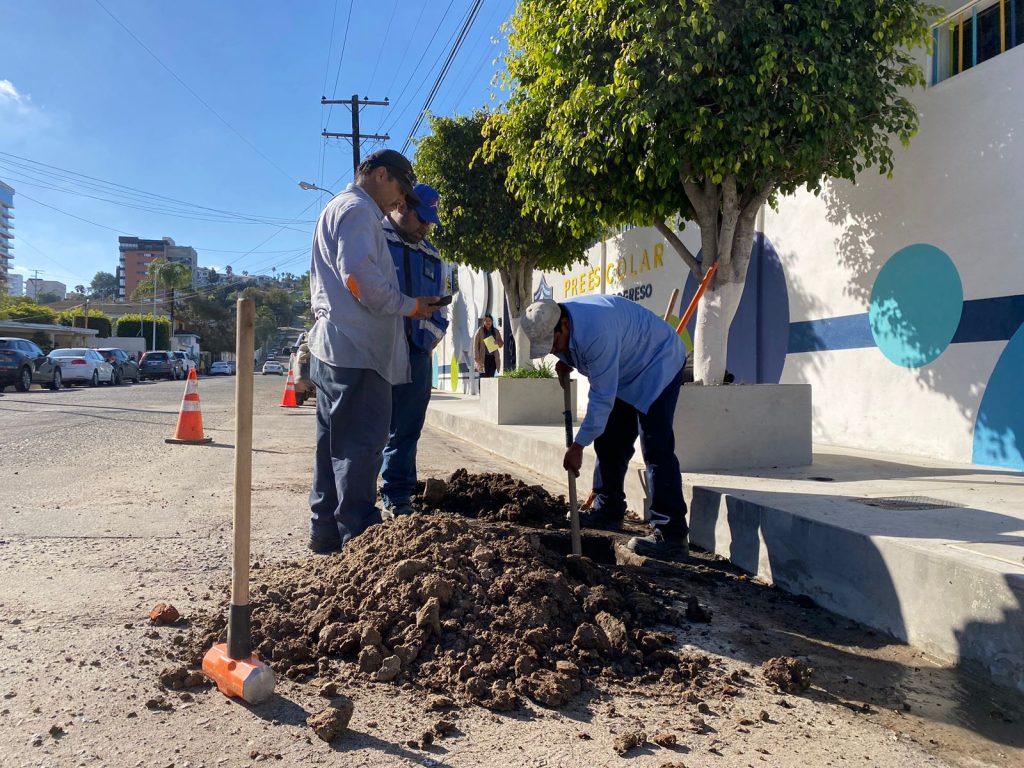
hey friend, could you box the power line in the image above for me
[368,0,400,95]
[325,0,355,125]
[383,5,430,101]
[401,0,484,153]
[91,0,296,185]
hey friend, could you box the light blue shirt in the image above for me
[561,295,686,447]
[307,184,418,385]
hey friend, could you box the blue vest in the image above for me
[384,221,450,354]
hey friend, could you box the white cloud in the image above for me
[0,79,28,104]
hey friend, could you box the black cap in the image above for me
[363,149,419,205]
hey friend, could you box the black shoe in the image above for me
[626,528,689,560]
[308,535,343,555]
[575,504,626,530]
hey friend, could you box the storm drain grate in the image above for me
[855,496,966,511]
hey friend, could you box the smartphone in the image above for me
[430,295,453,307]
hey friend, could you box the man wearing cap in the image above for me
[520,295,689,559]
[307,149,439,554]
[378,183,450,518]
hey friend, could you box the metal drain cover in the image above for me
[856,496,965,511]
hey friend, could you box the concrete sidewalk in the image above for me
[425,392,1024,694]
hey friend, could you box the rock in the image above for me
[148,603,180,625]
[319,681,340,698]
[359,626,382,648]
[422,477,447,506]
[651,731,677,747]
[684,596,712,623]
[358,647,383,674]
[419,575,455,605]
[374,655,402,682]
[420,730,434,747]
[432,719,456,737]
[416,598,442,637]
[317,622,348,653]
[521,668,580,708]
[594,611,631,652]
[395,559,429,581]
[612,731,646,755]
[572,622,611,651]
[158,665,206,690]
[306,696,354,742]
[426,695,454,711]
[48,724,64,738]
[762,657,814,694]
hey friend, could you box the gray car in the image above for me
[96,347,140,385]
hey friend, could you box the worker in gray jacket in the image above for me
[306,149,438,554]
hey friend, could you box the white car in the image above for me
[49,348,115,387]
[170,351,197,375]
[261,360,285,375]
[209,361,232,376]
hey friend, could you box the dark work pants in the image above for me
[308,356,390,548]
[591,367,687,535]
[483,354,497,378]
[380,352,433,506]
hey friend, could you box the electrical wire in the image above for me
[368,0,400,95]
[91,0,296,186]
[325,0,355,127]
[401,0,484,153]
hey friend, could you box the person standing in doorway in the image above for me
[473,314,503,378]
[306,149,438,555]
[379,183,448,518]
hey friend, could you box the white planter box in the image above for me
[675,384,812,471]
[479,378,578,426]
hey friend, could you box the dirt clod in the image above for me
[684,596,712,623]
[306,695,354,742]
[652,731,677,747]
[149,603,180,625]
[613,730,647,755]
[421,477,447,507]
[158,665,207,690]
[762,656,814,694]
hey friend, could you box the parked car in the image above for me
[170,351,197,376]
[225,360,237,375]
[261,360,285,375]
[139,350,185,381]
[0,337,63,391]
[209,360,232,376]
[96,347,140,385]
[48,348,115,387]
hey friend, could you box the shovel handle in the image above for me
[562,382,582,556]
[675,262,718,335]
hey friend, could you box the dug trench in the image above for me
[162,471,1023,762]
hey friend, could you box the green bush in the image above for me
[0,301,58,325]
[115,314,171,350]
[58,309,112,338]
[501,361,555,379]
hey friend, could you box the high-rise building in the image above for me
[7,272,23,296]
[0,180,14,290]
[116,236,199,301]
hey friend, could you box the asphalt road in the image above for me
[0,375,1021,767]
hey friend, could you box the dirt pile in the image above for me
[418,469,567,527]
[762,656,814,693]
[185,510,726,710]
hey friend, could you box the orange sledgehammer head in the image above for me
[202,644,275,705]
[202,604,275,705]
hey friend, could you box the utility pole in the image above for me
[29,269,43,299]
[321,95,390,175]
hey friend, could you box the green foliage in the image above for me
[58,309,113,338]
[89,271,119,299]
[0,299,59,325]
[414,111,598,278]
[115,314,171,350]
[491,0,937,238]
[501,361,555,379]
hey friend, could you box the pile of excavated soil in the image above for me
[184,505,729,710]
[416,469,567,527]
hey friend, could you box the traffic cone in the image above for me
[165,368,213,444]
[279,368,298,408]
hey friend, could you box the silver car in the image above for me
[48,348,115,387]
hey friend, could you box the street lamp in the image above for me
[299,181,335,195]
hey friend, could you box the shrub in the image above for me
[501,361,555,379]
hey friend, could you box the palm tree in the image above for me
[133,259,193,332]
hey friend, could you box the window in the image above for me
[932,0,1023,84]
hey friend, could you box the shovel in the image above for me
[561,377,582,556]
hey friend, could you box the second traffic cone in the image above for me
[165,368,213,444]
[279,367,298,408]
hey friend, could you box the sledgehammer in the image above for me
[202,298,275,705]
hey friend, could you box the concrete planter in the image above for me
[675,384,812,471]
[479,377,578,426]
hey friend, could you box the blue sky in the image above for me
[1,0,514,291]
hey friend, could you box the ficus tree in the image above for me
[415,110,599,367]
[133,258,193,332]
[490,0,937,383]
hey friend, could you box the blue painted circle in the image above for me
[869,244,963,368]
[973,323,1024,471]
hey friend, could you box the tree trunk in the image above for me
[498,258,537,369]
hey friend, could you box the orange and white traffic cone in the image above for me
[165,368,213,444]
[279,367,298,408]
